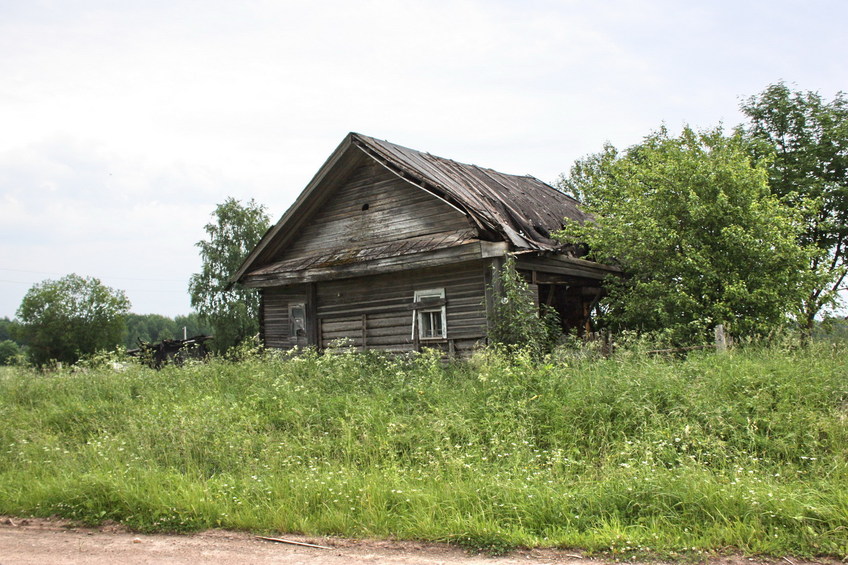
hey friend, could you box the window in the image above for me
[413,288,446,340]
[289,303,306,339]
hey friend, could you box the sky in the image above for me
[1,0,846,319]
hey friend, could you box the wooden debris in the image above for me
[126,335,213,369]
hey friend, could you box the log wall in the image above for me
[318,261,487,354]
[262,286,308,348]
[261,261,489,355]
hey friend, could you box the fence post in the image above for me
[715,324,727,353]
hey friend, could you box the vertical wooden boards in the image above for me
[271,160,473,265]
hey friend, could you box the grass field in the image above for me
[0,343,846,558]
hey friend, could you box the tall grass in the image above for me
[0,343,846,557]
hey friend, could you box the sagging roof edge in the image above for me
[230,132,588,287]
[351,135,557,251]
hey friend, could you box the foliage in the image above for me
[0,340,21,365]
[188,198,270,352]
[124,313,178,348]
[487,255,560,355]
[813,316,848,342]
[173,313,213,339]
[0,344,846,557]
[740,82,848,330]
[124,313,213,349]
[558,126,812,344]
[0,317,19,343]
[14,274,131,365]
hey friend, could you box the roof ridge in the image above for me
[354,132,537,180]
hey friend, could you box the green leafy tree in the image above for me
[0,340,21,365]
[558,126,812,344]
[488,255,561,355]
[188,198,270,352]
[740,83,848,331]
[173,313,213,339]
[0,317,17,343]
[15,274,131,365]
[124,313,180,348]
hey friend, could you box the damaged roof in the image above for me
[233,133,591,284]
[351,133,590,250]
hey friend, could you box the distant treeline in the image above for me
[123,313,212,349]
[0,313,213,365]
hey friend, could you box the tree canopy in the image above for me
[739,82,848,330]
[188,197,270,352]
[15,274,131,365]
[124,312,213,349]
[558,126,812,344]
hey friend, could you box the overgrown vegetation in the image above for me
[487,256,561,356]
[0,343,845,558]
[557,126,813,345]
[188,197,270,353]
[124,312,212,349]
[14,274,131,365]
[740,83,848,331]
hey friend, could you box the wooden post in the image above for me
[715,324,727,353]
[317,317,324,352]
[258,290,266,346]
[361,313,368,351]
[307,283,319,348]
[483,256,505,332]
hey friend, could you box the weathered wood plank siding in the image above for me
[262,286,307,348]
[271,160,473,264]
[317,261,488,354]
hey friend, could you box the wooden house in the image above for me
[232,133,618,355]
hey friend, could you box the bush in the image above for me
[487,256,561,356]
[0,343,846,557]
[0,340,21,365]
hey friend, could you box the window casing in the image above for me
[413,288,446,340]
[289,303,306,340]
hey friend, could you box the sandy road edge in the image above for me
[0,516,837,565]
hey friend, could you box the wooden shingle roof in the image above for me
[351,133,590,250]
[233,133,591,284]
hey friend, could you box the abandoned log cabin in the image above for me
[232,133,618,355]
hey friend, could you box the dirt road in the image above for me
[0,517,830,565]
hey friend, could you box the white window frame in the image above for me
[412,288,446,340]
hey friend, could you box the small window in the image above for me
[289,303,306,339]
[420,310,444,338]
[413,288,446,340]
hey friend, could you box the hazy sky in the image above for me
[1,0,846,318]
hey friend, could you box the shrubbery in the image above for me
[0,342,846,557]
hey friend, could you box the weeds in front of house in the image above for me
[0,343,846,558]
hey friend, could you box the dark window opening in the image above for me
[289,303,306,339]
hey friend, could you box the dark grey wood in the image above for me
[307,282,318,347]
[271,163,472,264]
[236,133,619,355]
[316,261,487,354]
[245,242,486,287]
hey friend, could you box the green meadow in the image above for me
[0,343,846,558]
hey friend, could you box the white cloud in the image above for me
[1,0,846,317]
